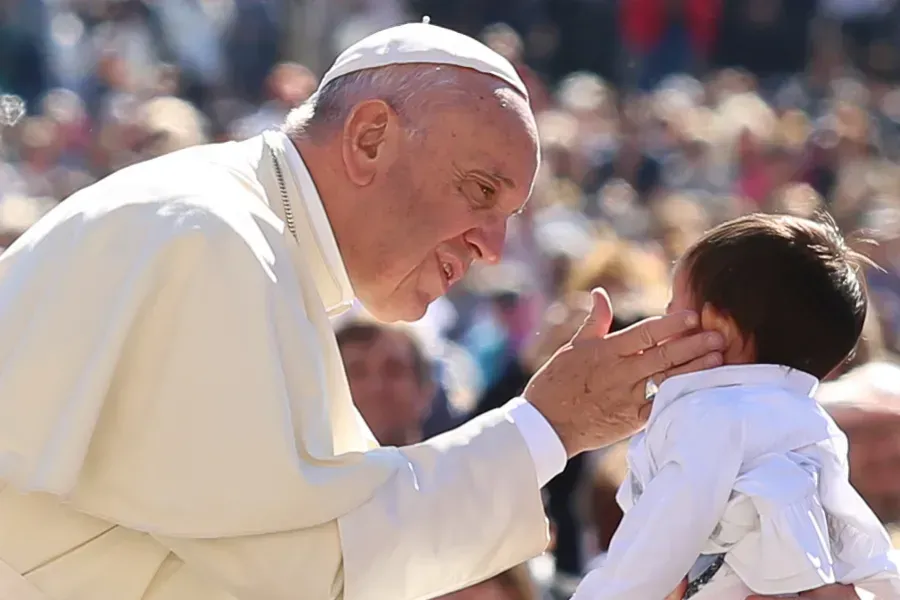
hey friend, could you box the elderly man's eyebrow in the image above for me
[487,170,526,215]
[471,168,516,190]
[492,171,516,189]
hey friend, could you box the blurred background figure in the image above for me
[4,0,900,597]
[336,318,435,447]
[818,362,900,524]
[437,564,542,600]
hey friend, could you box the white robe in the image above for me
[0,132,558,600]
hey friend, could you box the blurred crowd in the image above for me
[5,0,900,599]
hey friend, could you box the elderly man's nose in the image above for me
[464,223,506,265]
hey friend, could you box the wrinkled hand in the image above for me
[746,584,860,599]
[524,288,724,456]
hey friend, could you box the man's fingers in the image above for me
[572,288,614,344]
[608,310,701,357]
[631,331,724,380]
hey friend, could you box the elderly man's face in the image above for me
[339,71,539,322]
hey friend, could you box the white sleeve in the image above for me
[506,397,567,487]
[572,409,744,600]
[161,404,553,600]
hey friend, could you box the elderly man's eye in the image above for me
[459,178,497,207]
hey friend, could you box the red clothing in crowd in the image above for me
[620,0,722,55]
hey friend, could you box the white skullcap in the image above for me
[320,18,529,100]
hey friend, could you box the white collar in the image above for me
[650,364,820,424]
[263,130,355,313]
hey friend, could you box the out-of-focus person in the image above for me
[583,113,663,207]
[818,361,900,523]
[133,95,209,159]
[336,318,435,446]
[437,564,541,600]
[619,0,723,91]
[482,23,552,114]
[859,205,900,352]
[228,62,318,140]
[0,194,57,250]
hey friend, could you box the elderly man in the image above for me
[0,21,859,600]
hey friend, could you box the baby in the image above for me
[573,213,900,600]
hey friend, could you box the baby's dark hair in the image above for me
[680,213,870,379]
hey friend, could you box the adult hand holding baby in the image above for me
[525,288,725,457]
[746,585,861,599]
[662,578,860,599]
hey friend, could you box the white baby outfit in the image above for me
[572,365,900,600]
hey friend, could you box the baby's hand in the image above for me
[746,584,860,599]
[664,578,688,600]
[664,582,860,599]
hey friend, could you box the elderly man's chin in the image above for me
[362,290,434,324]
[359,268,448,322]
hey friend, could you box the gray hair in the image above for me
[283,64,471,142]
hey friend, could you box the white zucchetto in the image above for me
[319,19,529,99]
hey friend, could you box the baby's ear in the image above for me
[700,303,755,363]
[699,302,728,335]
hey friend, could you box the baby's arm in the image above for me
[843,526,900,598]
[834,489,900,599]
[572,402,745,600]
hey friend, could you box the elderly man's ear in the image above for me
[341,99,403,187]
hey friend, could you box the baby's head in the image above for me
[668,213,869,379]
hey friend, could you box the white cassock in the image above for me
[572,365,900,600]
[0,125,568,600]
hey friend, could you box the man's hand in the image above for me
[524,288,725,456]
[746,584,860,599]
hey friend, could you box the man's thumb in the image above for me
[572,287,614,343]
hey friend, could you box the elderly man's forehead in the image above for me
[445,73,537,141]
[446,67,532,114]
